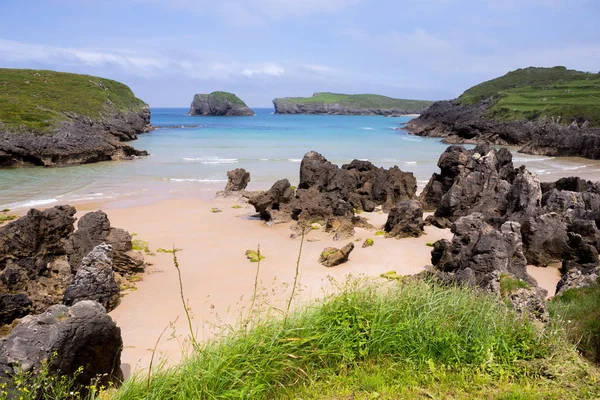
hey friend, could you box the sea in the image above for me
[2,108,600,210]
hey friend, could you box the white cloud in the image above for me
[242,64,285,77]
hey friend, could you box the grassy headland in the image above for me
[458,66,600,126]
[274,92,433,114]
[0,68,147,133]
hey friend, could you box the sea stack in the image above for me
[0,68,152,168]
[189,91,255,116]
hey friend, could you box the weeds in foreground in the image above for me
[284,227,305,328]
[170,247,197,347]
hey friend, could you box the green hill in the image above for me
[0,68,147,133]
[458,66,600,126]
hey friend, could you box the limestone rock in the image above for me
[384,200,424,238]
[63,244,120,312]
[319,243,354,267]
[189,92,254,116]
[0,294,32,325]
[225,168,251,192]
[0,301,123,388]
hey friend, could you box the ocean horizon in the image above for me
[1,108,599,210]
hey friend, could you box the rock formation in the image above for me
[384,200,424,238]
[0,206,143,326]
[189,92,254,116]
[0,69,151,167]
[319,243,354,267]
[63,244,120,312]
[249,151,417,239]
[0,301,123,388]
[225,168,251,192]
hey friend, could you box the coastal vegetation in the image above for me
[458,66,600,126]
[0,68,147,133]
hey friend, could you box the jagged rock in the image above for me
[325,216,356,241]
[63,244,120,312]
[189,92,254,116]
[66,210,144,274]
[431,213,533,285]
[556,265,600,295]
[319,243,354,267]
[541,176,593,194]
[0,301,122,388]
[505,285,549,322]
[248,179,295,224]
[0,294,32,325]
[24,256,73,314]
[384,200,424,238]
[225,168,251,192]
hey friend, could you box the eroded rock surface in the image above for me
[319,243,355,267]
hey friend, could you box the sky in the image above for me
[1,0,599,107]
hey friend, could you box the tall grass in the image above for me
[115,278,584,399]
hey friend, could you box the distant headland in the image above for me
[189,91,255,116]
[273,92,433,116]
[0,68,151,167]
[406,66,600,159]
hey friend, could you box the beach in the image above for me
[60,191,563,377]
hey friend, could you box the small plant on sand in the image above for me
[130,232,138,237]
[426,242,435,247]
[375,230,386,236]
[311,223,321,230]
[0,215,18,223]
[362,238,374,248]
[246,250,265,262]
[210,208,222,213]
[380,270,403,281]
[132,239,151,254]
[231,204,242,209]
[157,247,183,253]
[1,208,9,212]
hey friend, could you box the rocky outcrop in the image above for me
[384,200,424,238]
[225,168,251,192]
[189,92,254,116]
[63,244,120,312]
[273,93,432,116]
[556,265,600,295]
[0,301,123,388]
[0,69,152,167]
[405,99,600,160]
[0,206,143,326]
[66,210,144,274]
[249,151,416,238]
[319,243,354,267]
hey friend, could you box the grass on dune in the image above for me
[115,278,599,400]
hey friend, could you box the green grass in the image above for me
[275,92,433,112]
[549,280,600,363]
[245,249,265,262]
[131,239,151,254]
[114,279,599,399]
[500,273,531,297]
[457,66,600,126]
[0,215,18,223]
[0,68,147,133]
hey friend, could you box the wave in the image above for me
[3,198,58,210]
[288,159,302,162]
[561,165,587,171]
[260,158,269,161]
[403,161,418,165]
[182,157,239,164]
[402,136,423,142]
[169,178,227,183]
[361,127,374,130]
[513,156,554,162]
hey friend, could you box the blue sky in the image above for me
[1,0,599,107]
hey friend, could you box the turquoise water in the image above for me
[1,108,599,210]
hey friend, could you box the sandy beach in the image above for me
[58,193,562,378]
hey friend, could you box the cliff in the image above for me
[189,92,255,116]
[273,92,433,116]
[0,69,152,167]
[406,66,600,159]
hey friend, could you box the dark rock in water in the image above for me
[225,168,251,192]
[66,211,144,274]
[189,92,254,116]
[0,294,32,325]
[319,243,354,267]
[0,300,123,388]
[63,244,120,312]
[384,200,424,238]
[431,213,533,285]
